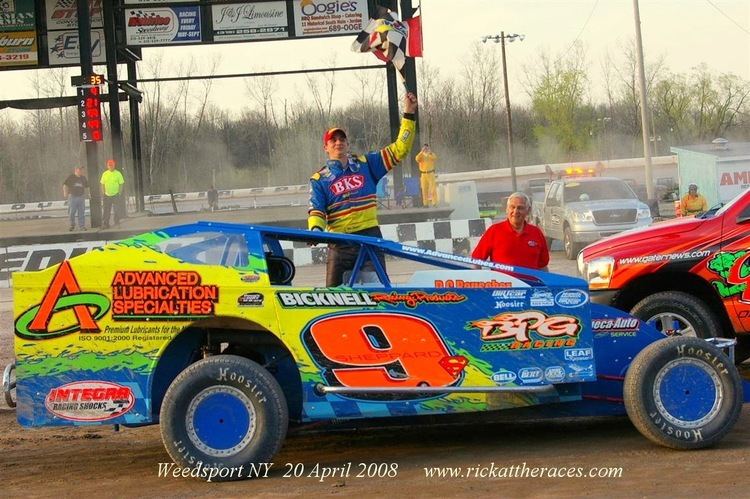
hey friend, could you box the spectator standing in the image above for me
[415,143,439,207]
[100,159,125,228]
[63,166,88,231]
[472,192,549,270]
[308,92,418,286]
[680,183,708,216]
[207,186,219,211]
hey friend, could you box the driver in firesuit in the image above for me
[308,92,418,286]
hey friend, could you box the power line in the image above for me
[705,0,750,35]
[553,0,600,65]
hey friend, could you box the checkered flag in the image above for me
[352,9,422,84]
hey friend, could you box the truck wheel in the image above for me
[631,291,721,339]
[160,355,288,481]
[563,226,581,260]
[624,336,742,449]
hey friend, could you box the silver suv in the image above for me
[535,177,652,260]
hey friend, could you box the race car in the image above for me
[4,222,746,481]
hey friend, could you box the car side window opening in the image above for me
[154,232,250,268]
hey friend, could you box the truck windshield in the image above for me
[564,180,636,203]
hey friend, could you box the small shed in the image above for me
[670,140,750,207]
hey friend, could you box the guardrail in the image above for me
[0,156,677,218]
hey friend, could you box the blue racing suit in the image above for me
[308,115,416,233]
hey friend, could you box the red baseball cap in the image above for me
[323,127,346,145]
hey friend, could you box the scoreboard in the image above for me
[77,74,104,142]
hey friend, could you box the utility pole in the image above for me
[482,32,524,193]
[500,32,516,192]
[632,0,655,201]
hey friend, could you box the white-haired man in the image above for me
[472,192,549,271]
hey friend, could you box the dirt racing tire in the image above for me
[624,336,742,449]
[631,291,721,340]
[160,355,288,481]
[563,226,581,260]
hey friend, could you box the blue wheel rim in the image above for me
[654,358,721,428]
[186,386,256,457]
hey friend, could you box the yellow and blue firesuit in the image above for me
[308,116,416,233]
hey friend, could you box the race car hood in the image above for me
[582,215,705,259]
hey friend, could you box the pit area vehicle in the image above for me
[535,177,652,260]
[4,223,745,481]
[579,188,750,360]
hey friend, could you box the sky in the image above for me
[1,0,749,116]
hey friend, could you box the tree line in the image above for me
[1,42,748,204]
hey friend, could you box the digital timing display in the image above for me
[77,73,104,142]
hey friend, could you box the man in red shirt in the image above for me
[472,192,549,270]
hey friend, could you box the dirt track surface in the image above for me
[3,255,750,497]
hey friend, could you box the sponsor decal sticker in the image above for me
[708,251,750,301]
[329,174,365,195]
[240,272,260,283]
[277,291,376,308]
[564,347,594,361]
[518,367,544,384]
[468,311,582,352]
[530,288,554,307]
[111,270,218,319]
[544,366,566,383]
[492,289,528,299]
[566,363,594,380]
[15,260,110,340]
[491,369,517,385]
[591,316,639,336]
[370,290,466,308]
[555,289,588,308]
[237,292,263,307]
[434,279,512,289]
[439,356,468,377]
[46,381,134,421]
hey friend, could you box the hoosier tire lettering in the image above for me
[160,355,288,481]
[623,337,742,450]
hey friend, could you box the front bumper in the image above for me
[568,219,651,243]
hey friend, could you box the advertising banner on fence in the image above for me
[293,0,367,37]
[212,1,288,41]
[47,28,105,66]
[125,6,201,46]
[1,0,35,31]
[0,240,104,287]
[0,30,37,66]
[46,0,103,30]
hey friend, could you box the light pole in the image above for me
[482,32,524,192]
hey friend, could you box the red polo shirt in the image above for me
[472,220,550,269]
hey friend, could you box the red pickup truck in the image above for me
[579,188,750,358]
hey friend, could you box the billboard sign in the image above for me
[46,0,103,30]
[125,6,201,46]
[48,28,105,66]
[292,0,367,37]
[0,0,35,31]
[0,30,37,66]
[212,2,288,41]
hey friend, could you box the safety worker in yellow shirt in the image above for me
[680,183,708,216]
[415,143,438,207]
